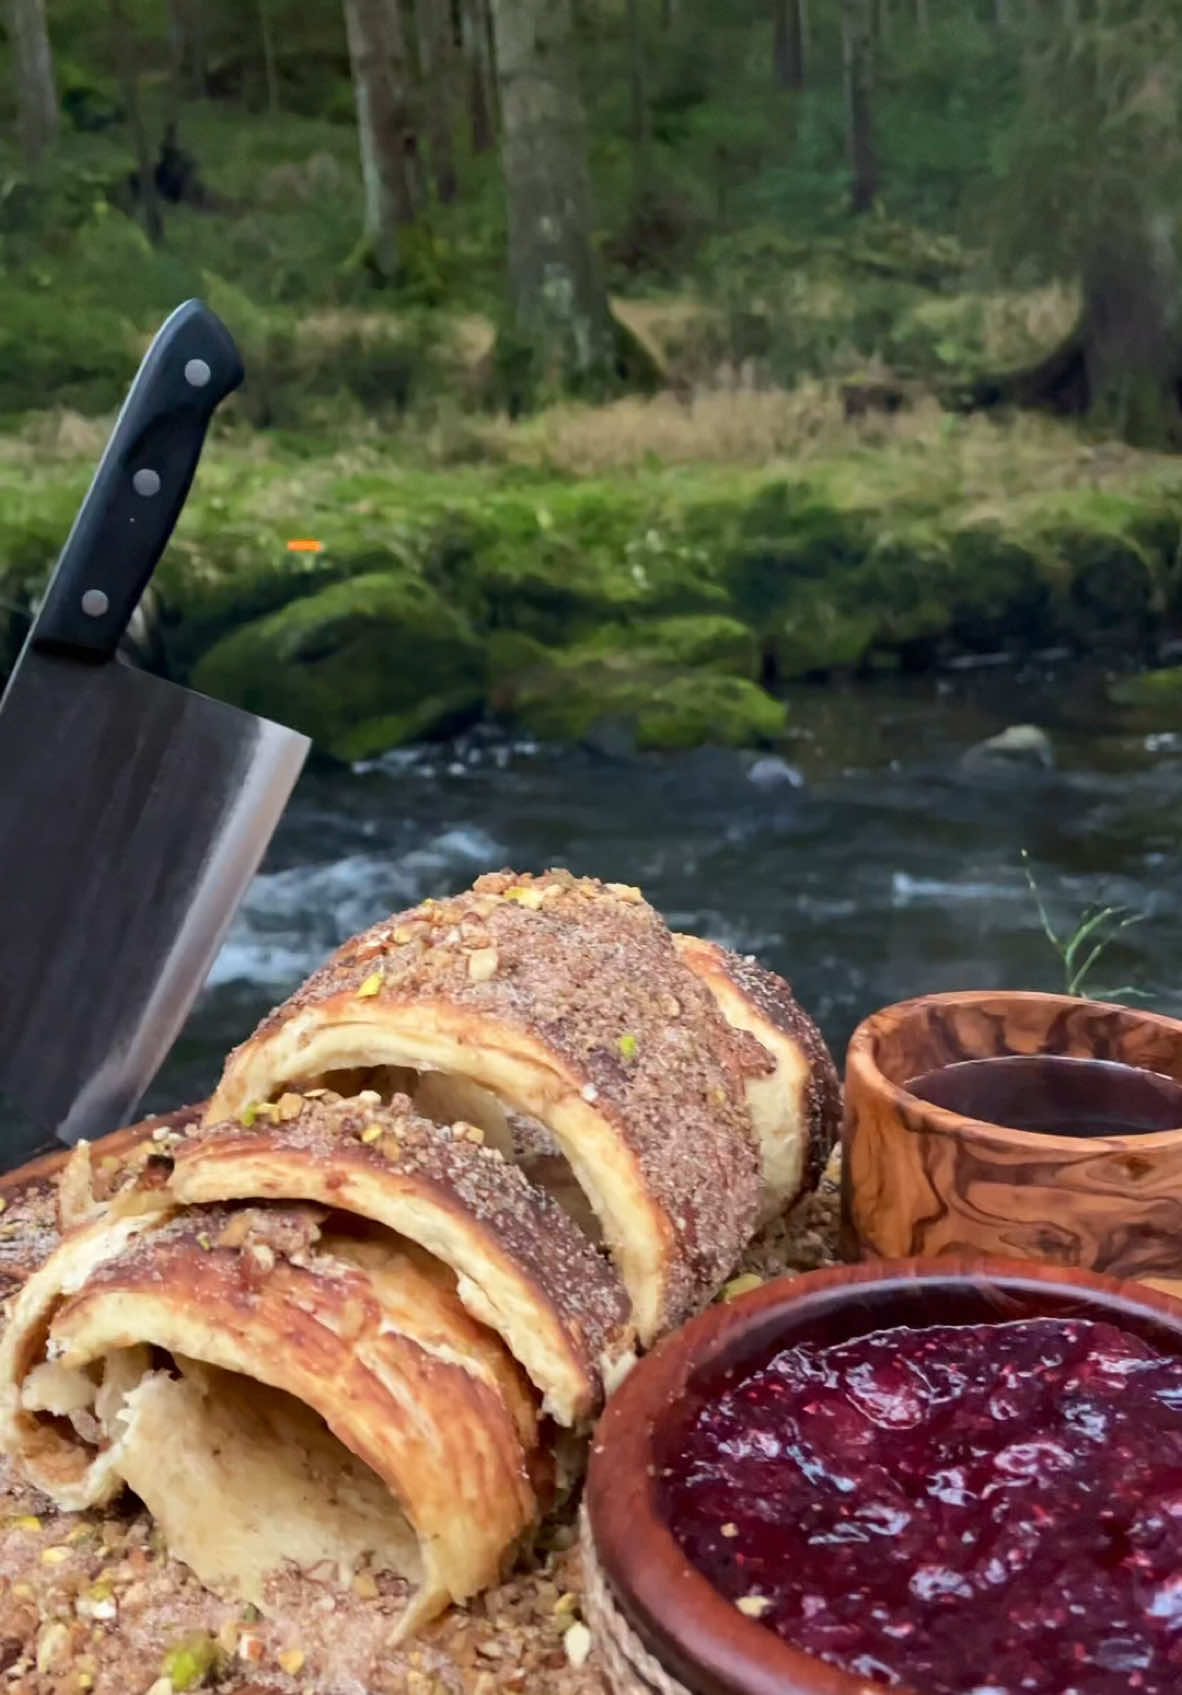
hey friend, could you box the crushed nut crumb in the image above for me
[564,1621,592,1667]
[736,1594,771,1618]
[467,946,499,982]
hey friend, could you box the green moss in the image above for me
[333,691,484,762]
[772,598,879,676]
[510,655,786,750]
[1109,667,1182,709]
[578,614,758,676]
[191,571,485,761]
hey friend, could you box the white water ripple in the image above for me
[204,825,505,991]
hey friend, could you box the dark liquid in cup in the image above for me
[904,1053,1182,1139]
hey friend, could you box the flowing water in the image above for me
[148,659,1182,1112]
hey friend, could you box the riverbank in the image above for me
[4,397,1182,760]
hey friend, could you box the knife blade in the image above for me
[0,299,310,1168]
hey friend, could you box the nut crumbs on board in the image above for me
[0,1085,843,1695]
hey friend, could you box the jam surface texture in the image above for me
[660,1318,1182,1694]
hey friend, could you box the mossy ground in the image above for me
[5,390,1181,759]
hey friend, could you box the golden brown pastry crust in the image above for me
[206,870,764,1342]
[0,1202,174,1510]
[673,936,841,1220]
[1,1202,540,1638]
[168,1090,631,1424]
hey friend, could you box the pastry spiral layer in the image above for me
[206,870,766,1343]
[0,1198,539,1639]
[168,1089,632,1425]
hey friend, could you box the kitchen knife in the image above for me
[0,299,310,1168]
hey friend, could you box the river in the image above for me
[146,658,1182,1112]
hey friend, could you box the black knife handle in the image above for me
[30,299,244,661]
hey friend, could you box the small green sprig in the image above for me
[1020,849,1148,1002]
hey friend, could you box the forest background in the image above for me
[3,0,1182,763]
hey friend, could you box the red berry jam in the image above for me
[660,1319,1182,1694]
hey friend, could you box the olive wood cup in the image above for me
[842,990,1182,1288]
[583,1257,1182,1695]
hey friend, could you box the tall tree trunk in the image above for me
[914,0,929,30]
[959,222,1182,450]
[992,0,1007,28]
[342,0,418,279]
[419,0,460,201]
[190,0,208,96]
[842,0,878,212]
[627,0,648,193]
[258,0,281,112]
[8,0,58,167]
[110,0,163,244]
[660,0,678,23]
[487,0,619,397]
[462,0,497,152]
[773,0,805,88]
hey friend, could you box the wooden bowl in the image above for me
[583,1257,1182,1695]
[842,990,1182,1285]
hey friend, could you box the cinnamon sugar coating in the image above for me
[170,1090,631,1423]
[215,870,764,1332]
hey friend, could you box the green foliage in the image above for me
[988,0,1182,284]
[1021,851,1147,1001]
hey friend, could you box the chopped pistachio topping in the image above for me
[354,1571,379,1600]
[720,1273,764,1302]
[162,1631,220,1690]
[40,1544,71,1565]
[505,884,544,909]
[721,1522,739,1538]
[357,970,384,998]
[276,1091,304,1121]
[10,1513,41,1532]
[618,1032,638,1060]
[278,1647,306,1676]
[359,1123,383,1144]
[196,1232,213,1251]
[240,1102,260,1128]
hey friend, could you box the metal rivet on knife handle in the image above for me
[132,468,161,497]
[80,590,109,618]
[184,358,212,388]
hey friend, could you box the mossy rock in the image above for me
[578,614,759,677]
[721,484,869,631]
[946,524,1054,652]
[510,655,787,751]
[333,690,484,762]
[192,570,485,761]
[1109,667,1182,713]
[771,598,879,677]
